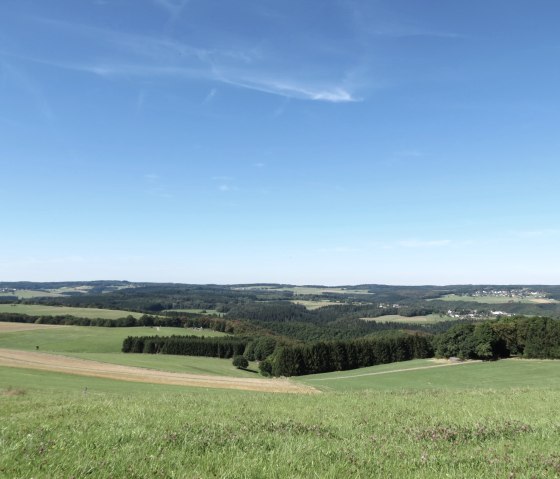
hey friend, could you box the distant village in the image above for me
[463,288,548,300]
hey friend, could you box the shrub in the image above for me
[232,355,249,369]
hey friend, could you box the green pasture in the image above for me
[0,325,226,353]
[361,313,453,324]
[235,285,373,295]
[291,299,341,310]
[0,304,144,319]
[297,358,560,391]
[67,352,259,377]
[1,364,560,478]
[0,289,64,299]
[433,294,557,304]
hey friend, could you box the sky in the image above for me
[1,0,559,285]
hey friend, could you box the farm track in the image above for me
[306,360,482,381]
[0,349,317,394]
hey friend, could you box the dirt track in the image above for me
[0,349,317,394]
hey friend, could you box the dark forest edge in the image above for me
[120,317,560,377]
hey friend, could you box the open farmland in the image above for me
[434,294,558,304]
[234,285,373,295]
[0,289,65,299]
[1,361,560,478]
[0,324,226,354]
[0,349,308,393]
[296,358,560,391]
[291,299,342,309]
[0,304,145,319]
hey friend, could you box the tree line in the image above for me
[0,312,235,332]
[122,335,249,358]
[263,333,433,377]
[434,316,560,360]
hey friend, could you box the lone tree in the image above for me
[232,355,249,369]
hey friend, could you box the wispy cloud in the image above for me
[23,17,359,103]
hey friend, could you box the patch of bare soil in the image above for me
[0,349,317,394]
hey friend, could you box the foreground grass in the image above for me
[0,304,145,319]
[1,366,559,478]
[0,325,226,353]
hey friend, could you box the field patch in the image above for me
[361,313,452,324]
[0,304,144,319]
[0,349,314,393]
[234,285,373,295]
[0,289,65,299]
[0,325,226,353]
[432,294,558,304]
[291,299,341,310]
[66,352,260,377]
[0,322,68,332]
[296,358,560,391]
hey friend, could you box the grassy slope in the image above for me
[0,304,145,319]
[296,359,560,391]
[1,365,560,478]
[0,326,226,353]
[67,352,260,377]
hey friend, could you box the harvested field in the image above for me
[0,349,316,394]
[0,322,68,332]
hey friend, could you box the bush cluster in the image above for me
[434,316,560,360]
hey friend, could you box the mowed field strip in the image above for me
[0,349,316,394]
[305,359,481,381]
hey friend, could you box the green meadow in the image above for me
[0,289,65,299]
[1,364,560,478]
[0,304,144,319]
[297,358,560,391]
[1,324,560,477]
[0,325,226,353]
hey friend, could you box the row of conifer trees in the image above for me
[263,334,433,376]
[121,335,248,358]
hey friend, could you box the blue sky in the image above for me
[1,0,559,284]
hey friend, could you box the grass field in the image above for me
[0,324,226,353]
[235,285,373,295]
[433,294,558,304]
[361,314,453,324]
[296,358,560,391]
[291,299,342,309]
[0,304,144,319]
[2,322,560,477]
[0,289,65,299]
[1,364,560,478]
[66,352,260,377]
